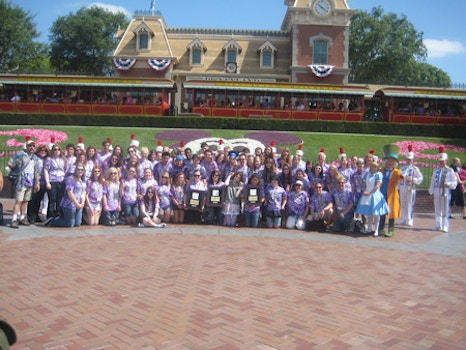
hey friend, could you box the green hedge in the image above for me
[1,113,465,138]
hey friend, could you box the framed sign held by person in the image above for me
[206,187,225,207]
[246,185,261,205]
[187,190,205,211]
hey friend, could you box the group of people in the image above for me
[5,135,464,235]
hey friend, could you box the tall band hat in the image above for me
[76,136,85,150]
[338,147,346,160]
[438,146,448,161]
[405,144,414,160]
[296,144,304,157]
[129,134,139,148]
[382,144,401,162]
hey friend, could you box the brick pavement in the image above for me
[1,198,465,350]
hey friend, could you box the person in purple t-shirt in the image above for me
[285,180,309,230]
[307,182,333,231]
[264,174,287,229]
[47,164,86,227]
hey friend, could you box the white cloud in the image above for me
[88,2,131,17]
[424,39,466,58]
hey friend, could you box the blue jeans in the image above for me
[244,211,260,227]
[332,212,353,232]
[47,181,65,218]
[51,207,83,227]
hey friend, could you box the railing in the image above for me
[192,107,365,122]
[0,102,165,116]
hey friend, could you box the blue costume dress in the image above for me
[356,171,390,216]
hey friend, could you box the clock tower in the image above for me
[282,0,355,84]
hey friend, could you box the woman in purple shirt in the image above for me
[120,166,139,225]
[47,164,86,227]
[84,165,105,225]
[102,167,121,226]
[44,143,67,218]
[264,174,287,228]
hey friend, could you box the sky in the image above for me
[11,0,466,84]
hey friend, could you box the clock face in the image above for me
[226,62,237,73]
[312,0,331,17]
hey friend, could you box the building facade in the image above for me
[111,0,355,112]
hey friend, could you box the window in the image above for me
[223,39,242,69]
[313,40,328,64]
[139,33,149,50]
[262,50,273,67]
[258,40,277,69]
[192,48,202,65]
[134,23,153,51]
[227,49,237,63]
[187,38,207,66]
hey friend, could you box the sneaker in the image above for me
[384,230,394,237]
[325,225,331,232]
[373,231,379,237]
[10,220,19,229]
[43,217,54,227]
[156,223,167,228]
[19,219,30,226]
[138,223,145,228]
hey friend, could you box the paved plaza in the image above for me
[1,198,465,349]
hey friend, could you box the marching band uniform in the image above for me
[399,147,423,226]
[429,148,457,233]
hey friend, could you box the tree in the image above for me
[349,7,451,87]
[49,6,128,75]
[0,0,50,73]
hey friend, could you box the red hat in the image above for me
[156,140,163,152]
[180,141,185,148]
[320,148,325,153]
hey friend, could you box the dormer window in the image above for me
[134,23,154,51]
[187,38,207,66]
[223,39,242,73]
[258,40,277,68]
[139,33,149,50]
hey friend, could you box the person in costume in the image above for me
[428,147,458,232]
[355,162,390,236]
[378,144,404,237]
[399,145,423,226]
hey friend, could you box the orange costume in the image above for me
[381,167,403,219]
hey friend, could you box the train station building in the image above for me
[111,0,355,112]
